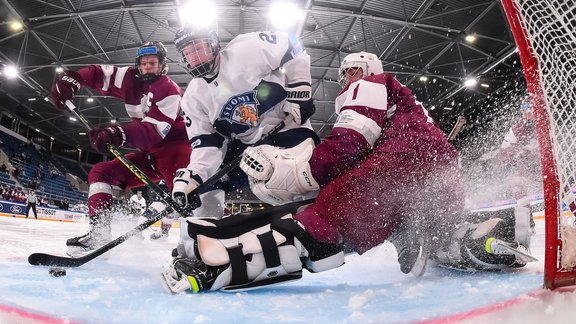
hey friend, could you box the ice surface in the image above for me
[0,209,574,324]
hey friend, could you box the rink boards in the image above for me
[0,199,86,222]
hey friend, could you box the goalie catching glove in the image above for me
[239,138,320,205]
[283,83,315,125]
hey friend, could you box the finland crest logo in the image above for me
[218,91,260,128]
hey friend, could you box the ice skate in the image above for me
[150,219,172,241]
[162,258,229,294]
[150,229,169,241]
[389,224,430,276]
[66,222,111,257]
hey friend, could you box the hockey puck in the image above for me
[49,267,66,277]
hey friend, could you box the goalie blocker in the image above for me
[162,208,344,293]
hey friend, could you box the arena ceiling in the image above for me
[0,0,525,154]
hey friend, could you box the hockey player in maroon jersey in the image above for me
[50,41,190,255]
[161,52,536,293]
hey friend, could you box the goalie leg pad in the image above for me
[172,210,343,292]
[273,214,344,273]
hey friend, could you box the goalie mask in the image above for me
[135,41,168,82]
[174,24,221,78]
[338,51,384,87]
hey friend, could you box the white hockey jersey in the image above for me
[181,31,313,182]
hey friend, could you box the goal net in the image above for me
[501,0,576,289]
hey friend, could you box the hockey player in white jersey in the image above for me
[170,23,319,215]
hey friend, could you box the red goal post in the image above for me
[501,0,576,289]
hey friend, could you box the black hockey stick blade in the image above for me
[28,207,173,267]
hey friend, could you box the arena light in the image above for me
[464,34,477,43]
[69,116,77,121]
[464,78,477,88]
[3,65,18,79]
[419,75,428,82]
[55,66,64,73]
[10,21,23,31]
[86,97,94,103]
[179,0,217,29]
[268,1,305,31]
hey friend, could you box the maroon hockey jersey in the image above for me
[76,65,188,153]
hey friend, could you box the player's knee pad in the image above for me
[88,182,113,198]
[175,212,344,290]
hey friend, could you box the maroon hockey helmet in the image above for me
[174,24,220,78]
[135,41,168,82]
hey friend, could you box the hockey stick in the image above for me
[63,100,189,217]
[28,206,174,267]
[28,198,315,267]
[447,115,467,143]
[28,102,291,267]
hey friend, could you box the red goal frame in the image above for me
[501,0,576,289]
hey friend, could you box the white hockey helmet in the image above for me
[338,51,384,87]
[174,24,221,78]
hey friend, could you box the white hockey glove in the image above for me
[283,83,315,125]
[172,168,202,210]
[240,138,320,205]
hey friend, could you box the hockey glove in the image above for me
[50,70,82,111]
[284,83,315,124]
[240,138,320,205]
[89,125,126,154]
[172,168,202,210]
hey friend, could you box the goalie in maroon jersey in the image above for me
[50,41,191,256]
[161,52,536,293]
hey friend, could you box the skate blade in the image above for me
[410,236,430,277]
[491,240,538,263]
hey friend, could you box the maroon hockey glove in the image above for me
[89,125,126,154]
[50,70,82,111]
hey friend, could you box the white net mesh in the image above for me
[512,0,576,270]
